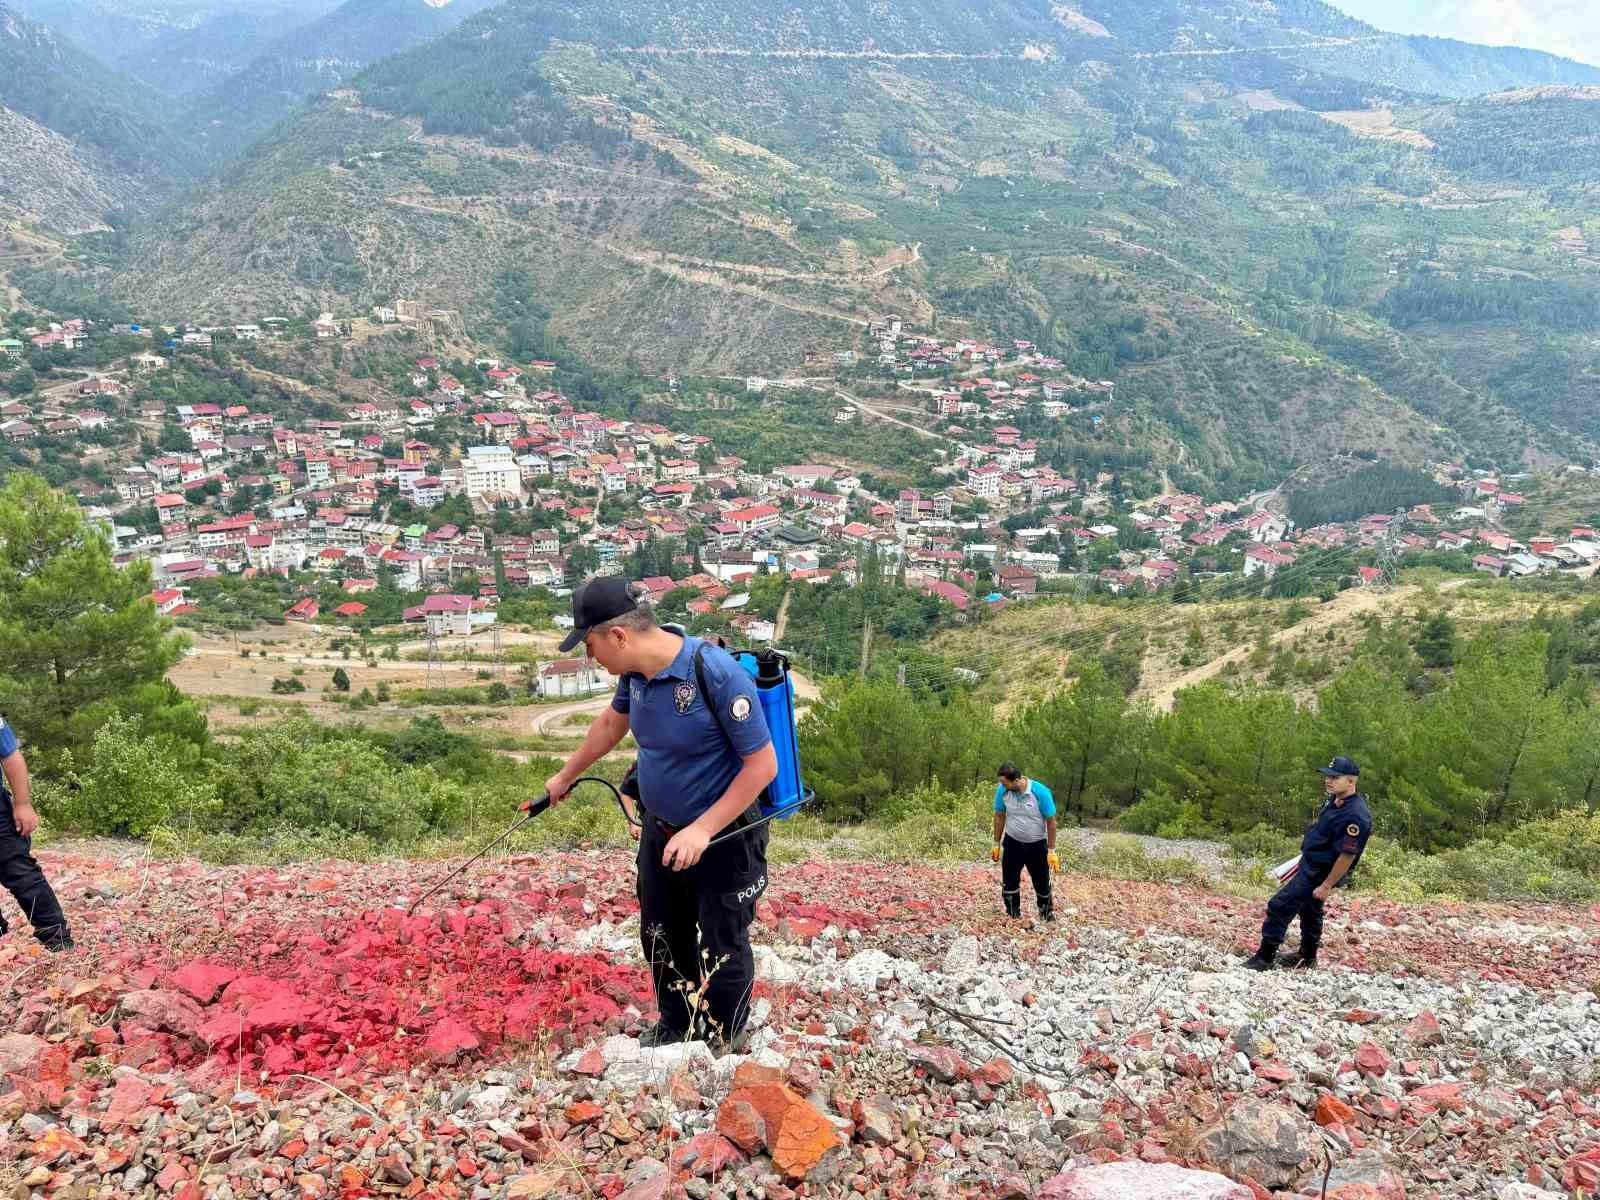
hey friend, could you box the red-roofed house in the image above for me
[333,602,368,618]
[1473,554,1506,577]
[149,588,191,616]
[920,579,970,611]
[403,593,474,634]
[727,504,781,538]
[285,597,320,621]
[1243,545,1295,580]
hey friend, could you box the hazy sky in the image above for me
[1332,1,1599,68]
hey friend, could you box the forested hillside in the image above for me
[177,0,499,166]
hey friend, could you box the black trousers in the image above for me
[1001,834,1052,918]
[1261,869,1324,951]
[0,793,70,946]
[636,807,768,1041]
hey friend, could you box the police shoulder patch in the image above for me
[1346,823,1361,836]
[729,695,752,722]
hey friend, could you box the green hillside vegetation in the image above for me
[800,600,1600,898]
[1286,463,1451,527]
[924,576,1599,702]
[1073,0,1600,99]
[0,2,194,189]
[8,0,339,97]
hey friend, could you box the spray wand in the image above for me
[405,775,812,916]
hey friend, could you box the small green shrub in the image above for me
[1226,822,1299,862]
[1116,788,1187,835]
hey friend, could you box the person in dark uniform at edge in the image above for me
[1243,756,1372,971]
[539,577,777,1049]
[992,764,1058,923]
[0,714,74,952]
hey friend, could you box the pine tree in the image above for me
[1414,612,1457,668]
[0,473,190,757]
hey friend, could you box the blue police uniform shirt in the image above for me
[0,716,17,802]
[612,634,772,827]
[1299,792,1373,876]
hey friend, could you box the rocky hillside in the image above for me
[0,1,194,210]
[0,105,155,231]
[2,842,1597,1197]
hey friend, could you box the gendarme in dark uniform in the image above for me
[1244,756,1372,971]
[542,578,776,1049]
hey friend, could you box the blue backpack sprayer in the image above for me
[407,641,812,914]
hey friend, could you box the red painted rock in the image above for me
[569,1046,605,1077]
[156,1161,190,1191]
[170,962,239,1005]
[118,990,204,1038]
[1402,1011,1443,1046]
[974,1057,1015,1087]
[1563,1147,1600,1193]
[563,1101,603,1126]
[29,1127,89,1164]
[423,1017,481,1065]
[1342,1009,1382,1025]
[103,1076,158,1126]
[1040,1161,1254,1199]
[716,1098,766,1155]
[615,1172,671,1200]
[906,1043,965,1083]
[1315,1093,1357,1127]
[64,976,124,1012]
[1353,1042,1391,1078]
[0,1033,49,1078]
[716,1062,841,1181]
[1410,1082,1464,1109]
[671,1133,745,1177]
[778,917,826,942]
[1254,1061,1294,1083]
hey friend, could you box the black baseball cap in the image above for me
[558,576,637,652]
[1318,756,1360,778]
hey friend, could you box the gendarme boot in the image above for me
[1242,940,1280,971]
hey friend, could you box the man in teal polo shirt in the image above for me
[992,763,1058,922]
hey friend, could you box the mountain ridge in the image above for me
[40,0,1600,486]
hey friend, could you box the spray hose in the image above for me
[406,775,813,915]
[571,774,814,847]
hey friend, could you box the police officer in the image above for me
[0,715,73,952]
[992,764,1058,922]
[1243,756,1372,971]
[541,578,777,1049]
